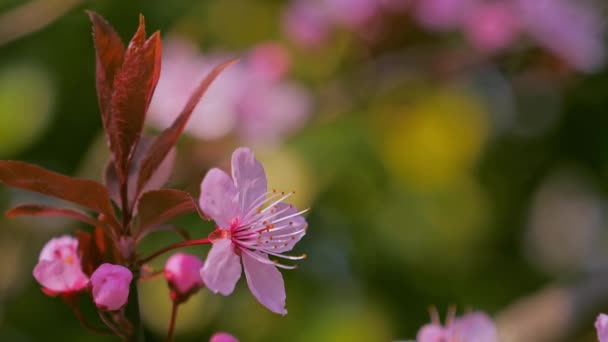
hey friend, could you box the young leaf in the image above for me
[88,11,125,137]
[77,227,116,276]
[7,204,106,229]
[108,15,162,183]
[135,59,238,198]
[135,189,197,235]
[0,161,120,229]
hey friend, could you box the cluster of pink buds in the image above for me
[0,12,307,341]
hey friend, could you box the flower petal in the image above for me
[33,259,89,293]
[260,203,306,253]
[242,251,286,315]
[416,324,447,342]
[201,239,241,296]
[200,168,239,228]
[449,311,499,342]
[231,147,267,214]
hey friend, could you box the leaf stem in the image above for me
[166,301,179,342]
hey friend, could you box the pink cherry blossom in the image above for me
[199,147,307,315]
[32,235,89,295]
[597,313,608,342]
[325,0,380,29]
[147,37,311,144]
[90,263,133,311]
[210,332,239,342]
[282,0,331,48]
[463,2,521,53]
[417,311,498,342]
[164,252,205,301]
[514,0,604,72]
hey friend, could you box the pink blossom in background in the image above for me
[414,0,474,31]
[248,42,291,82]
[164,252,205,300]
[514,0,605,72]
[597,314,608,342]
[147,37,312,145]
[417,311,499,342]
[325,0,380,29]
[32,235,89,295]
[282,0,331,48]
[199,147,307,315]
[463,2,520,53]
[210,332,239,342]
[90,263,133,311]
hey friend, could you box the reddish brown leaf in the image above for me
[7,204,104,228]
[135,59,238,197]
[136,189,197,235]
[0,161,120,229]
[77,226,117,276]
[108,15,162,183]
[88,11,125,135]
[105,136,176,211]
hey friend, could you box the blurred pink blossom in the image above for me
[325,0,380,28]
[164,252,205,301]
[199,147,307,314]
[90,263,132,311]
[514,0,605,71]
[210,332,239,342]
[417,311,499,342]
[148,37,311,144]
[597,314,608,342]
[282,0,331,48]
[463,2,521,53]
[32,235,89,295]
[414,0,474,31]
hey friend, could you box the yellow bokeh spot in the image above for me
[380,87,489,189]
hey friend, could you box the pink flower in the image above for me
[210,332,239,342]
[199,147,307,315]
[597,313,608,342]
[282,0,331,48]
[417,311,498,342]
[514,0,605,72]
[463,2,521,53]
[248,42,291,82]
[32,235,89,295]
[325,0,380,29]
[164,252,205,301]
[414,0,474,31]
[90,263,133,311]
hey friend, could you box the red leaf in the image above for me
[0,161,120,230]
[135,59,238,198]
[7,204,105,229]
[108,15,162,183]
[88,11,125,138]
[77,226,118,276]
[105,136,176,212]
[136,189,198,235]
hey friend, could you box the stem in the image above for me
[64,295,113,335]
[124,280,145,342]
[139,238,211,265]
[99,311,127,339]
[166,301,179,342]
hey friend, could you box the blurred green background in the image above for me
[0,0,608,341]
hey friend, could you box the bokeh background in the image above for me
[0,0,608,341]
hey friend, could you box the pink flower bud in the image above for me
[597,313,608,342]
[32,235,89,295]
[90,263,132,311]
[210,332,238,342]
[164,253,205,302]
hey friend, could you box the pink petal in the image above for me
[164,252,205,295]
[231,148,267,214]
[416,324,447,342]
[596,314,608,342]
[90,263,133,311]
[242,251,286,315]
[201,239,242,296]
[33,259,89,293]
[38,235,78,261]
[210,332,239,342]
[448,311,499,342]
[260,202,307,253]
[200,168,239,228]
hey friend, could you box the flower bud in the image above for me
[32,235,89,295]
[90,263,132,311]
[210,332,238,342]
[164,252,204,302]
